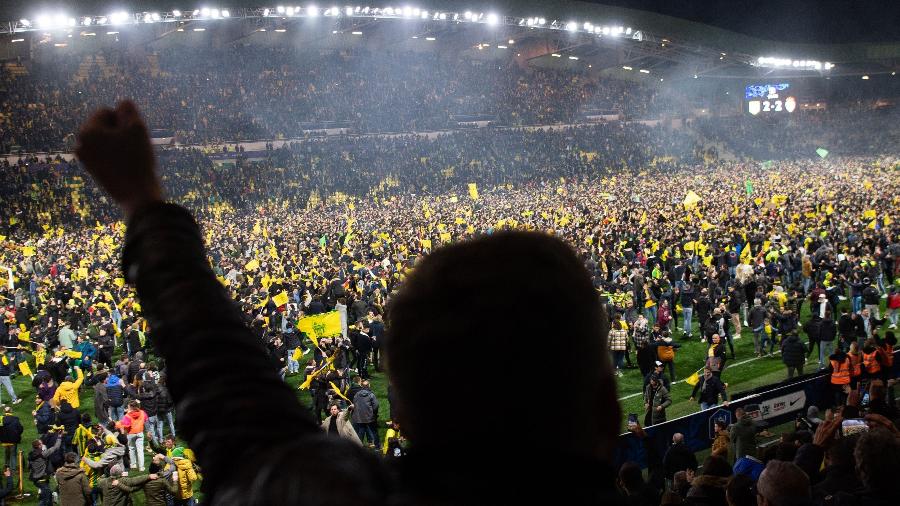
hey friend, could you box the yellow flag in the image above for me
[272,291,289,307]
[639,211,647,225]
[439,232,451,243]
[868,220,877,230]
[685,370,701,387]
[114,278,126,288]
[22,246,36,257]
[77,267,89,280]
[885,216,893,226]
[421,239,432,249]
[467,183,479,200]
[683,191,701,209]
[863,209,877,219]
[291,348,303,361]
[297,311,342,345]
[18,362,32,377]
[329,382,351,402]
[244,259,260,271]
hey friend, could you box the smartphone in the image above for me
[627,413,638,428]
[841,418,868,436]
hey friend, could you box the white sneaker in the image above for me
[743,321,749,327]
[734,335,741,340]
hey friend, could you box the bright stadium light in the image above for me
[425,36,435,41]
[486,13,499,25]
[308,5,319,16]
[11,38,24,42]
[566,21,577,31]
[97,16,107,24]
[194,27,206,31]
[568,56,578,60]
[276,5,285,14]
[192,10,200,16]
[403,6,412,17]
[583,22,592,31]
[345,6,353,16]
[111,11,130,25]
[639,69,650,73]
[601,26,610,35]
[464,11,473,20]
[384,7,394,15]
[861,75,869,80]
[173,10,182,17]
[622,66,632,70]
[331,5,340,16]
[625,27,632,34]
[143,13,153,23]
[439,13,446,20]
[200,8,211,17]
[210,8,220,18]
[551,53,561,57]
[286,6,295,16]
[20,18,31,27]
[538,18,546,25]
[222,10,230,18]
[421,10,429,19]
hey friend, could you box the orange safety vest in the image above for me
[830,358,851,385]
[849,352,862,377]
[863,351,881,374]
[881,344,894,368]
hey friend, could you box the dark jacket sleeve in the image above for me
[793,443,825,484]
[122,203,318,502]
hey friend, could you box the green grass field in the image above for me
[1,297,889,503]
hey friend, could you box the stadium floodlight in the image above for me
[486,13,499,25]
[861,75,869,80]
[693,74,698,78]
[566,21,577,31]
[211,9,220,18]
[199,8,209,17]
[622,66,632,70]
[222,10,230,18]
[384,7,394,15]
[508,39,514,44]
[352,31,362,34]
[345,6,353,16]
[97,16,107,24]
[275,28,287,32]
[173,10,182,17]
[11,38,24,42]
[107,31,119,34]
[625,27,632,34]
[453,13,459,20]
[569,56,578,60]
[538,18,546,25]
[601,26,610,35]
[194,27,206,31]
[111,11,130,25]
[143,13,153,23]
[497,45,507,48]
[425,36,435,41]
[439,13,447,20]
[82,17,92,26]
[363,7,370,14]
[331,6,340,16]
[403,6,412,17]
[308,5,320,16]
[639,69,650,73]
[192,10,200,16]
[464,11,473,20]
[286,6,295,15]
[276,5,286,14]
[20,18,31,27]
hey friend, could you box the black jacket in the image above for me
[781,335,807,368]
[662,442,698,480]
[122,203,622,505]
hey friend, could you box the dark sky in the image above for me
[3,1,899,44]
[590,0,900,44]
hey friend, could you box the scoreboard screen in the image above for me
[744,83,797,115]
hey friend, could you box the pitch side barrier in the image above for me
[614,349,900,469]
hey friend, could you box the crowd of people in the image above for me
[0,40,898,505]
[1,46,683,152]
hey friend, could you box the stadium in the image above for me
[0,0,898,504]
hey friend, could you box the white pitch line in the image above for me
[617,350,819,401]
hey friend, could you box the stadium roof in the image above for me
[1,2,897,79]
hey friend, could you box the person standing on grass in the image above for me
[706,334,727,378]
[350,379,379,448]
[644,374,671,427]
[28,436,62,506]
[320,403,361,444]
[781,331,807,379]
[609,314,628,377]
[55,452,92,505]
[749,298,767,357]
[0,348,21,406]
[118,401,149,472]
[690,367,728,410]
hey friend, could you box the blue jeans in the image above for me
[353,421,379,446]
[819,341,835,369]
[645,305,658,324]
[700,402,717,411]
[147,415,161,443]
[33,478,52,506]
[0,376,17,403]
[287,348,299,374]
[852,295,862,314]
[108,405,125,423]
[682,307,693,335]
[4,444,16,471]
[611,351,625,370]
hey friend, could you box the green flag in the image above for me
[816,147,829,159]
[318,235,327,248]
[744,180,754,196]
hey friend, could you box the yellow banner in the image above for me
[297,311,342,345]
